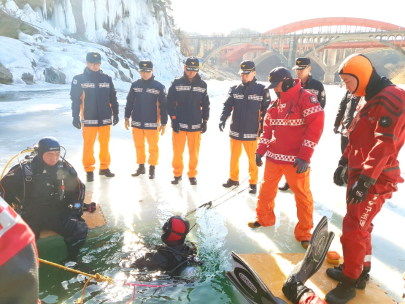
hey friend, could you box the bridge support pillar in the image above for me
[199,40,205,57]
[323,49,338,83]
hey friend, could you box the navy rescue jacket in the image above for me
[167,73,210,132]
[70,68,119,127]
[220,78,270,141]
[125,76,168,130]
[302,75,326,109]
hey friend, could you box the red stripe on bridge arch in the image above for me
[264,17,405,35]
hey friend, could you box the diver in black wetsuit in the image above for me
[131,216,201,271]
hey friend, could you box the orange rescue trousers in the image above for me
[172,130,201,178]
[132,128,160,166]
[256,160,314,242]
[82,125,111,172]
[229,138,258,184]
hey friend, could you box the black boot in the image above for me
[86,171,94,182]
[189,177,197,185]
[99,168,115,177]
[326,266,370,290]
[278,181,290,191]
[249,184,257,194]
[131,164,145,177]
[65,238,86,262]
[222,179,239,188]
[149,165,155,179]
[171,176,182,185]
[325,274,357,304]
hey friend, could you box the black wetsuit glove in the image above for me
[293,158,309,174]
[283,281,313,304]
[347,178,371,204]
[201,121,207,134]
[113,114,119,126]
[172,119,180,133]
[333,157,348,186]
[219,121,226,132]
[255,154,263,167]
[72,116,81,129]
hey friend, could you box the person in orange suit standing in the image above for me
[125,60,167,179]
[70,52,119,182]
[248,67,324,250]
[219,60,270,194]
[167,57,210,186]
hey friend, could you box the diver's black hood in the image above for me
[365,68,394,102]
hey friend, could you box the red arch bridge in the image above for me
[184,17,405,82]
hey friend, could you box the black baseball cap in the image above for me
[265,67,293,89]
[238,60,255,74]
[185,57,199,71]
[292,57,311,70]
[86,52,101,63]
[139,60,153,72]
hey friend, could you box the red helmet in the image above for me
[161,216,190,246]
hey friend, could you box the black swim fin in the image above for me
[282,216,334,298]
[226,251,287,304]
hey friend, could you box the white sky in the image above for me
[170,0,405,35]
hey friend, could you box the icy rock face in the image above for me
[0,0,183,84]
[0,63,13,84]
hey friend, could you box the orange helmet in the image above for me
[338,54,373,97]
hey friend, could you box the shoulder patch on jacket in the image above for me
[73,79,77,85]
[379,116,392,127]
[310,96,318,104]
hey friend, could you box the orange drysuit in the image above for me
[255,80,324,241]
[172,131,201,178]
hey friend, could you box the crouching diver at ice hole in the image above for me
[129,216,203,272]
[0,137,88,262]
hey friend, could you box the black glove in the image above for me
[255,154,263,167]
[333,157,348,186]
[172,119,180,133]
[293,158,309,174]
[72,117,81,129]
[282,281,313,304]
[113,114,119,126]
[219,121,226,132]
[347,178,371,204]
[201,121,207,134]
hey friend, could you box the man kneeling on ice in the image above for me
[131,216,202,271]
[0,137,88,262]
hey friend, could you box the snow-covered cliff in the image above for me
[0,0,183,85]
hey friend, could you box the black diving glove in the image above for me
[113,114,119,126]
[293,158,309,174]
[172,119,180,133]
[72,117,81,129]
[347,178,371,205]
[219,121,226,132]
[201,121,207,134]
[282,281,313,304]
[333,157,348,186]
[255,154,263,167]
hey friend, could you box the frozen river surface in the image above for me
[0,80,404,303]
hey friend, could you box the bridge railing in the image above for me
[184,29,405,40]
